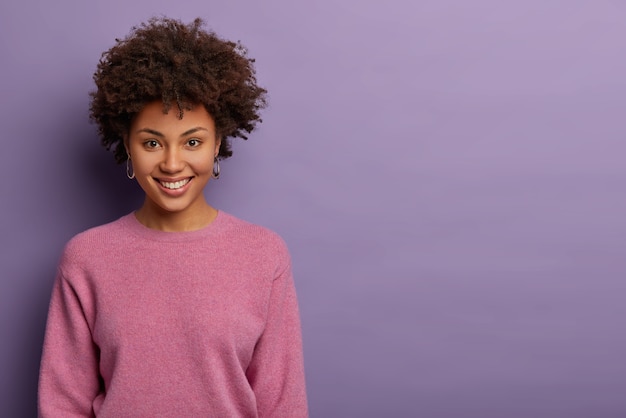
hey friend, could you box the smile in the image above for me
[158,178,191,190]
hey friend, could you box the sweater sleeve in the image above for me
[246,260,309,417]
[38,269,101,417]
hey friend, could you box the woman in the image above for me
[38,17,308,417]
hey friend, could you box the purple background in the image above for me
[1,1,626,417]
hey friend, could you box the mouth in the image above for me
[157,178,192,190]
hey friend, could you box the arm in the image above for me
[246,261,309,417]
[38,270,101,417]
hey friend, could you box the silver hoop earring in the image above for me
[212,157,220,179]
[126,158,135,179]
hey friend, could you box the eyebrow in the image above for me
[135,127,210,137]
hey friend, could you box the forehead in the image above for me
[131,101,215,134]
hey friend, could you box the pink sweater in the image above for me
[38,211,308,417]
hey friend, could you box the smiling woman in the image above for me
[127,101,221,231]
[37,17,308,417]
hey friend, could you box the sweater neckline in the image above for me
[120,210,227,242]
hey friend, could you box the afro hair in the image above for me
[89,17,267,163]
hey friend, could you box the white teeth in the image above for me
[160,179,190,190]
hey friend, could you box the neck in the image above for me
[134,200,218,232]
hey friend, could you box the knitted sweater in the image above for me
[38,211,308,417]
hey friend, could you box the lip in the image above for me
[155,176,193,196]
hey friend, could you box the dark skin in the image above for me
[90,17,267,164]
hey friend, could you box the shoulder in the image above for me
[60,214,133,268]
[218,212,287,248]
[216,211,291,264]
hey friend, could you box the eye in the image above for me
[187,138,201,147]
[144,140,160,149]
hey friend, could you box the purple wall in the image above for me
[2,1,626,417]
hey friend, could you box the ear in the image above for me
[215,137,222,158]
[123,134,130,158]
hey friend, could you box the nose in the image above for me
[160,148,185,173]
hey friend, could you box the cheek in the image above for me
[130,156,156,175]
[189,155,215,174]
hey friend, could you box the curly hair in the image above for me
[89,17,267,163]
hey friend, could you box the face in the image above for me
[126,101,220,220]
